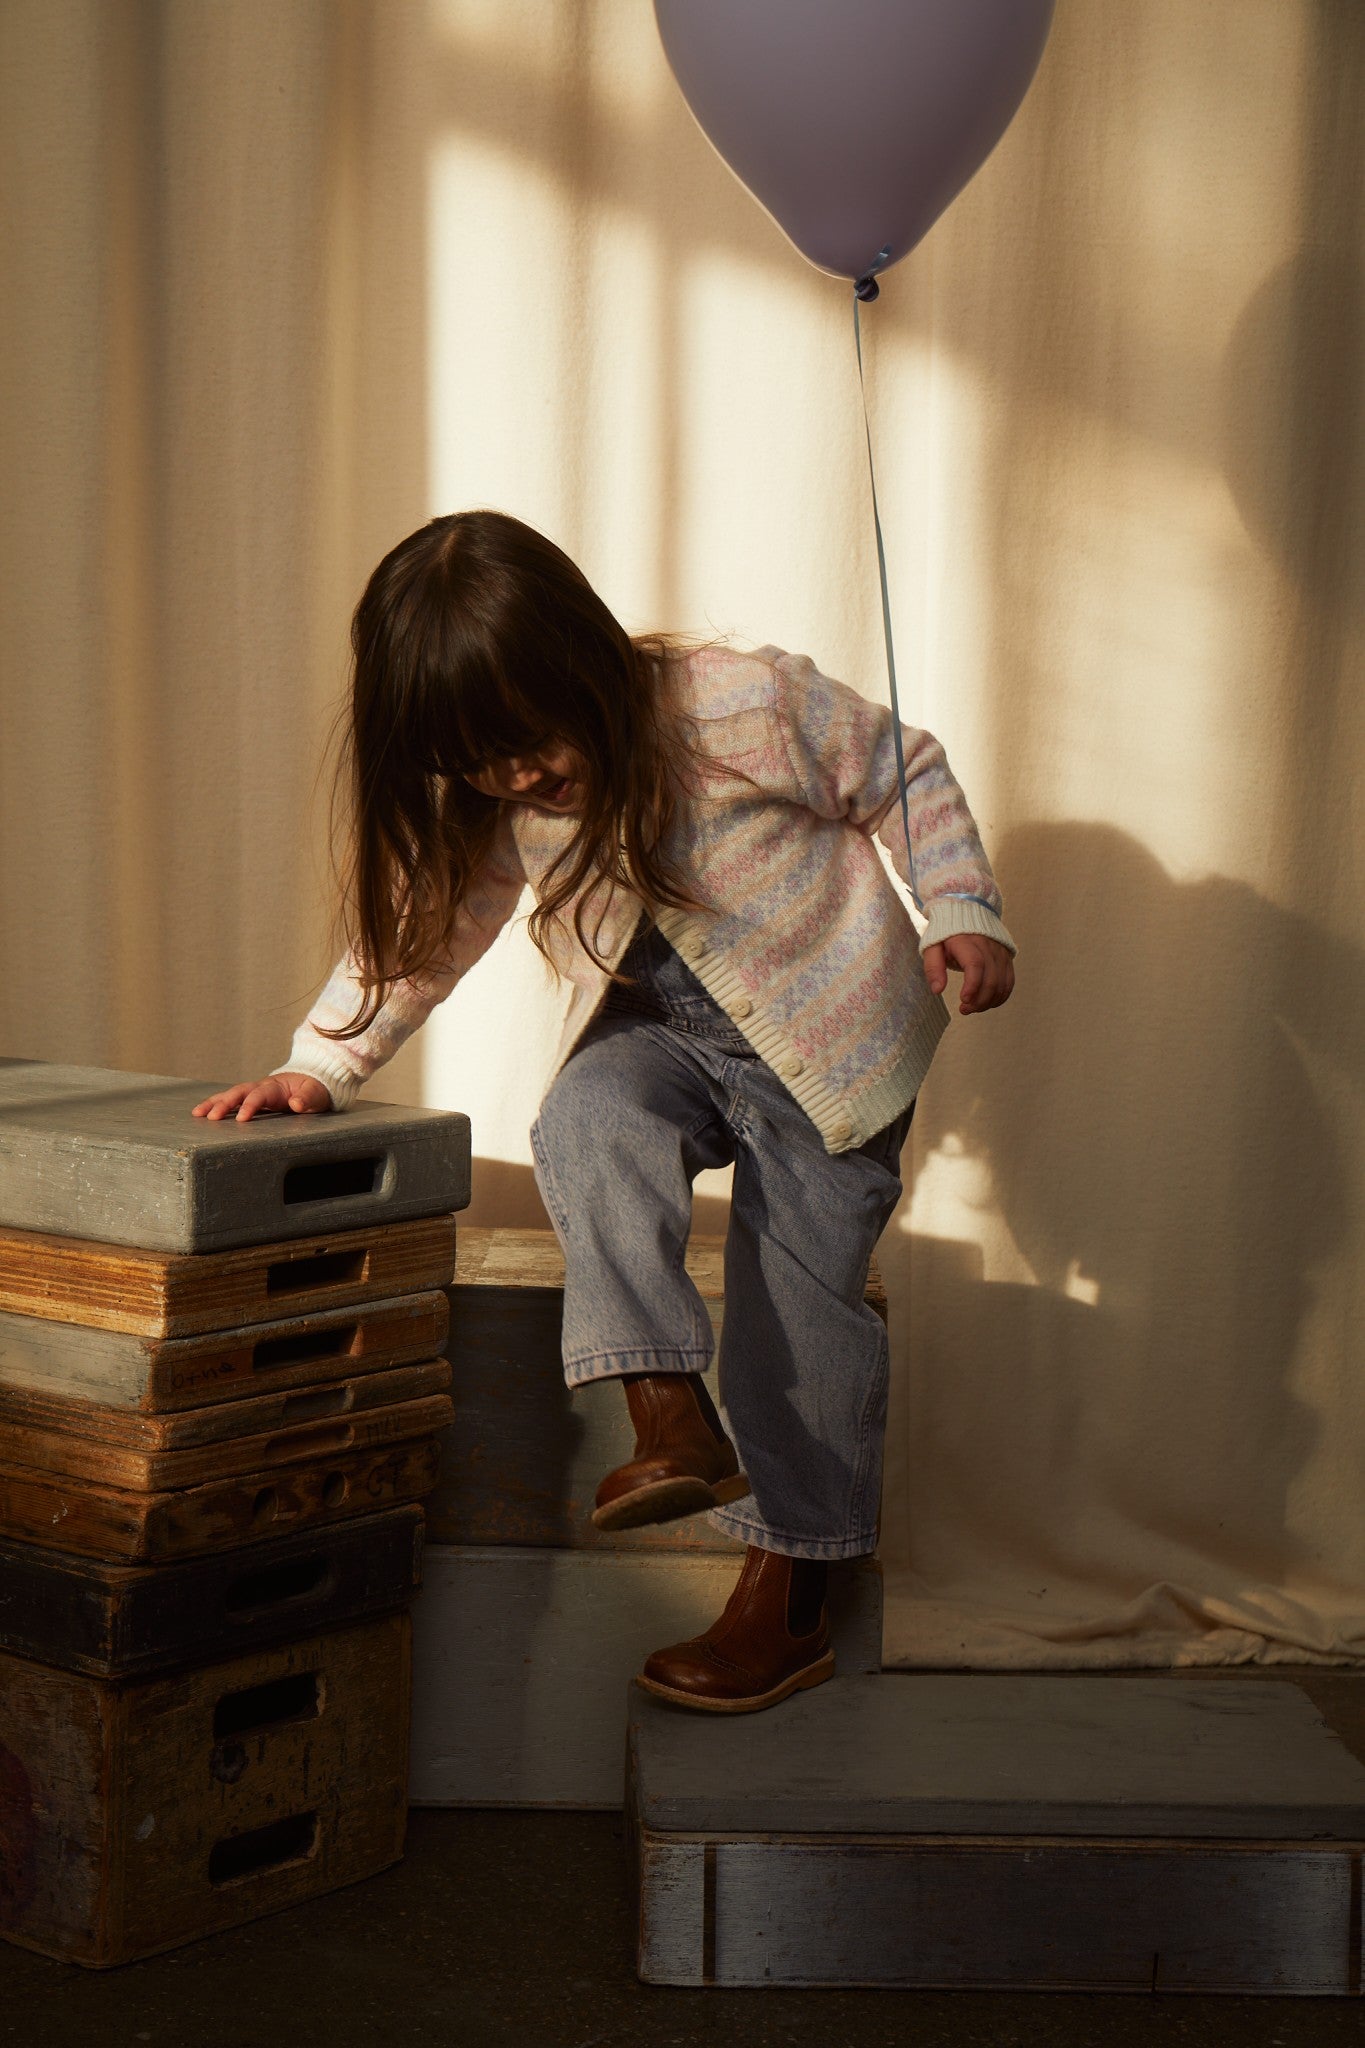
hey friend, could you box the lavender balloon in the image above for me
[654,0,1056,289]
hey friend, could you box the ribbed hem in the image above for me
[653,906,946,1155]
[919,897,1017,956]
[544,908,952,1155]
[834,1000,946,1148]
[269,1058,359,1113]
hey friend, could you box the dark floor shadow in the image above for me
[897,820,1359,1603]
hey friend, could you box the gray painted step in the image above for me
[630,1672,1365,1838]
[629,1674,1365,1991]
[408,1545,882,1809]
[0,1292,448,1411]
[0,1059,470,1250]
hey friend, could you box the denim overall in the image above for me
[529,917,914,1559]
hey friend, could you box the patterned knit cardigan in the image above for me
[275,644,1016,1154]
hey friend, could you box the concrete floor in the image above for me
[5,1805,1365,2048]
[5,1665,1365,2045]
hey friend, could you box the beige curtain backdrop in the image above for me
[2,0,1362,1668]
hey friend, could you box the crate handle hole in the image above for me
[209,1812,318,1888]
[266,1423,355,1461]
[266,1250,368,1297]
[321,1471,349,1508]
[253,1325,357,1372]
[214,1670,321,1740]
[252,1487,279,1524]
[282,1154,387,1205]
[224,1556,331,1619]
[279,1386,351,1421]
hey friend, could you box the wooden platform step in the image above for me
[0,1386,453,1490]
[0,1353,450,1452]
[0,1058,470,1250]
[0,1434,444,1562]
[409,1544,883,1809]
[628,1672,1365,1993]
[0,1291,449,1412]
[0,1610,411,1967]
[0,1213,457,1339]
[0,1503,425,1676]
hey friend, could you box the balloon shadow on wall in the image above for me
[1219,0,1364,617]
[1221,252,1365,632]
[900,822,1357,1602]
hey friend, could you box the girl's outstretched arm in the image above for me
[194,810,527,1121]
[274,809,527,1111]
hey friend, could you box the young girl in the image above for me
[194,509,1015,1715]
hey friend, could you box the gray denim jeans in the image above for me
[529,919,914,1560]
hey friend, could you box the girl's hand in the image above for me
[922,934,1015,1015]
[191,1074,333,1122]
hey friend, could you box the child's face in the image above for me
[462,740,586,814]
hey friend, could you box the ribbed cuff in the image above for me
[268,1059,360,1113]
[919,897,1017,956]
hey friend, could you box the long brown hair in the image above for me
[318,510,720,1039]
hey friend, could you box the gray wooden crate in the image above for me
[629,1673,1365,1991]
[429,1227,884,1553]
[408,1544,882,1809]
[0,1059,470,1251]
[0,1292,448,1411]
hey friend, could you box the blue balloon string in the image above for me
[853,288,924,915]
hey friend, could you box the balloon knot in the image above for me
[854,247,891,302]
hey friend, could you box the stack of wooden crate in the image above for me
[0,1058,469,1968]
[409,1225,887,1808]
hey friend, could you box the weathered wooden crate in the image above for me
[0,1610,411,1967]
[408,1544,882,1809]
[0,1434,444,1563]
[0,1503,425,1676]
[0,1386,452,1490]
[628,1673,1365,1992]
[427,1227,885,1552]
[0,1290,448,1411]
[0,1213,457,1339]
[0,1058,470,1250]
[0,1353,449,1450]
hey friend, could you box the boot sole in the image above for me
[591,1471,751,1532]
[633,1652,836,1714]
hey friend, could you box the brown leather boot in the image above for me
[591,1372,751,1531]
[635,1546,834,1712]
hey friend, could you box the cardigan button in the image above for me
[830,1119,854,1144]
[730,997,754,1019]
[778,1055,804,1079]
